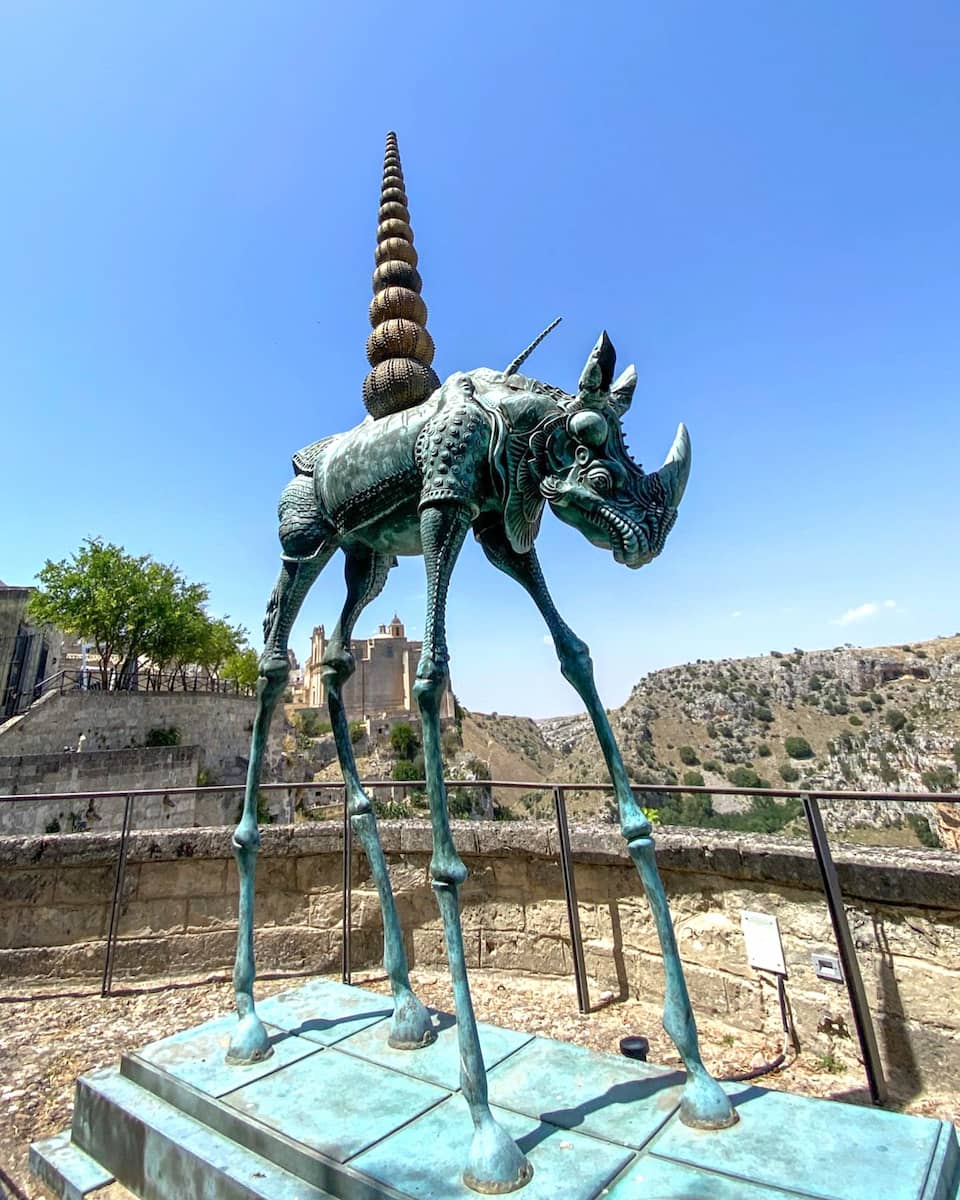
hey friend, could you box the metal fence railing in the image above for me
[2,779,958,1107]
[20,667,256,707]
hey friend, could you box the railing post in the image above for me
[802,793,887,1105]
[553,785,590,1014]
[101,793,133,997]
[341,786,352,985]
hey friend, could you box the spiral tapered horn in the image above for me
[504,316,562,376]
[362,132,440,419]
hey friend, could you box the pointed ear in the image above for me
[578,331,616,397]
[609,365,637,417]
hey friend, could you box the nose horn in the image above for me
[656,423,691,506]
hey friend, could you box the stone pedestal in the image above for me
[32,978,959,1200]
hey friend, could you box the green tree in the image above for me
[29,539,204,688]
[390,722,418,760]
[726,795,803,834]
[784,736,814,759]
[295,709,330,738]
[28,537,246,691]
[678,745,699,766]
[197,618,248,681]
[729,765,762,788]
[141,570,211,684]
[884,708,907,733]
[655,791,715,827]
[223,648,259,689]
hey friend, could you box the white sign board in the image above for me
[740,911,787,976]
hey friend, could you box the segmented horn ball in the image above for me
[366,318,435,367]
[363,132,439,418]
[369,286,427,327]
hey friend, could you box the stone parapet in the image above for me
[0,747,205,834]
[0,691,283,784]
[1,820,957,1099]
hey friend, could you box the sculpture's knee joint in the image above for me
[431,850,468,888]
[233,819,261,854]
[349,801,374,829]
[623,819,654,845]
[322,646,354,686]
[559,638,592,682]
[256,661,289,704]
[259,654,290,681]
[413,659,448,708]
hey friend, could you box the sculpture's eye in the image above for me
[588,467,612,494]
[575,445,592,466]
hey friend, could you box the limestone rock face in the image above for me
[532,636,960,846]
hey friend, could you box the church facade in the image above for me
[302,615,455,720]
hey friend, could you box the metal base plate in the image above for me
[31,978,960,1200]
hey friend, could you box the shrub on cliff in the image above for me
[885,708,907,732]
[921,766,957,792]
[390,722,418,759]
[729,765,762,789]
[784,736,814,759]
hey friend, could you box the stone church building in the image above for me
[302,615,455,721]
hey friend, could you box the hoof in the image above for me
[679,1072,739,1130]
[463,1116,533,1194]
[387,991,437,1050]
[225,1013,273,1066]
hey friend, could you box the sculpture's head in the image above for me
[538,333,690,569]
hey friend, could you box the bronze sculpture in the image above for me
[228,132,735,1194]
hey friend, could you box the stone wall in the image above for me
[0,747,207,835]
[0,691,284,784]
[0,586,64,718]
[0,821,956,1101]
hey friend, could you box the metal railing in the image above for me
[23,667,256,705]
[2,778,958,1106]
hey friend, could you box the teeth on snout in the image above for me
[597,506,640,563]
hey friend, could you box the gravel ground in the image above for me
[1,968,956,1200]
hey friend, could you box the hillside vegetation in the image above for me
[284,635,959,847]
[480,635,960,847]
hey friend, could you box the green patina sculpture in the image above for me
[229,132,736,1194]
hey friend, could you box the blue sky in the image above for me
[2,2,958,717]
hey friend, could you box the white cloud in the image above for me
[542,635,553,646]
[730,610,743,619]
[833,599,898,626]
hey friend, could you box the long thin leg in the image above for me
[323,546,433,1049]
[418,506,532,1193]
[477,523,736,1130]
[227,546,335,1064]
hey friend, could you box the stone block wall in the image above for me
[0,747,205,834]
[0,691,284,784]
[0,820,957,1101]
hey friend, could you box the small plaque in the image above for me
[740,910,787,976]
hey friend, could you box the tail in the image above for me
[362,132,440,418]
